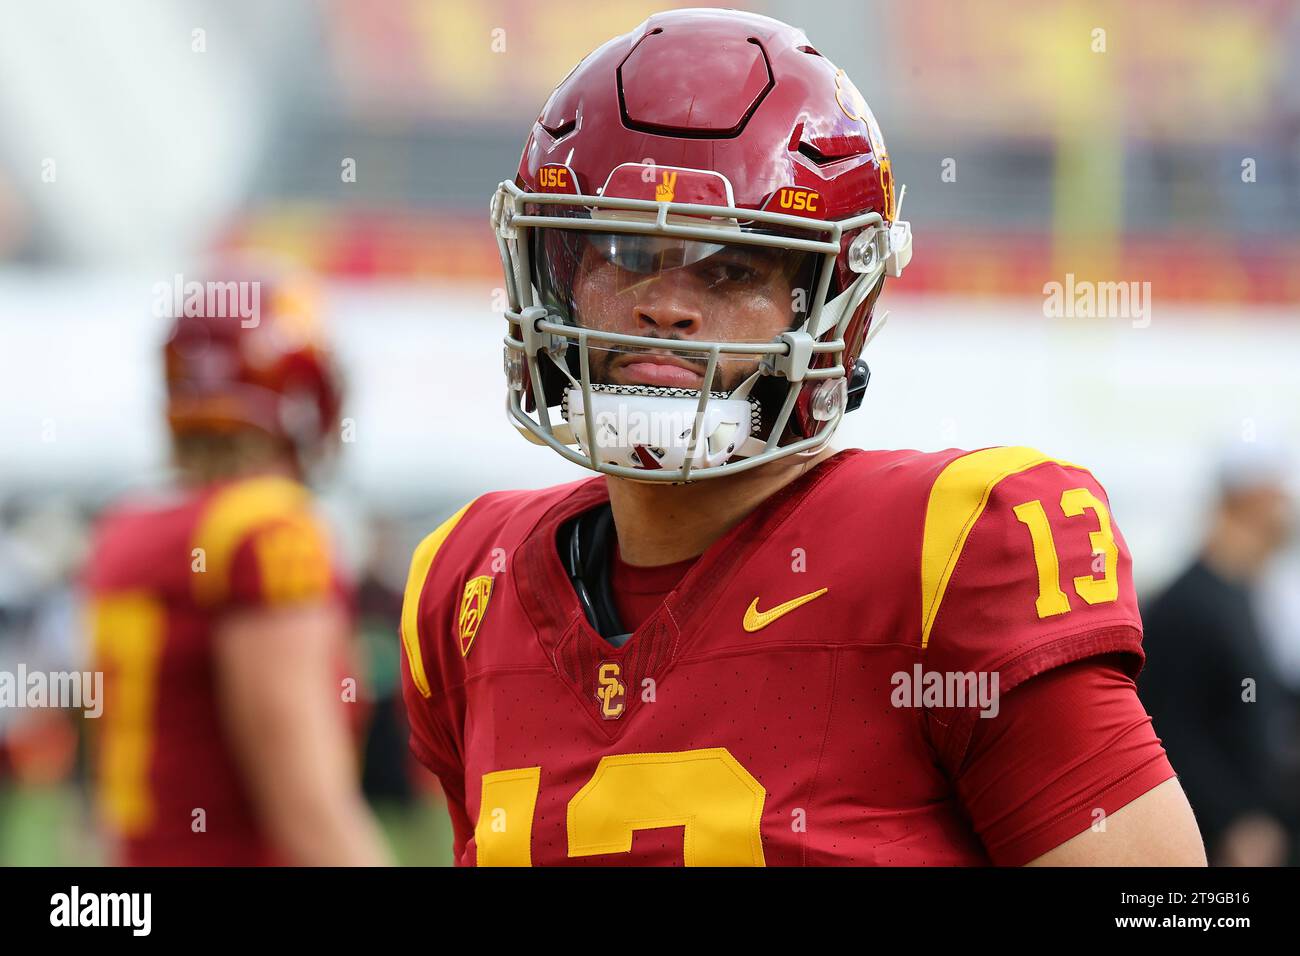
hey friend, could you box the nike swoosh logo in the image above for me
[742,587,829,632]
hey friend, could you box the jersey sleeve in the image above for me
[920,447,1145,693]
[191,476,340,610]
[225,512,335,607]
[399,647,476,856]
[942,653,1177,865]
[398,498,480,860]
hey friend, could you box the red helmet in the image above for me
[163,264,342,467]
[493,8,910,482]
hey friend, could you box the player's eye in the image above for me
[608,248,674,277]
[702,260,759,287]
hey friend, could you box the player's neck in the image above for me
[179,456,300,489]
[606,445,840,567]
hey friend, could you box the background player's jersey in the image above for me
[401,447,1168,866]
[84,474,350,865]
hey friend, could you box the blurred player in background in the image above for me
[400,9,1205,866]
[83,265,390,865]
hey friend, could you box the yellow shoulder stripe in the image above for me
[401,498,478,699]
[191,476,312,606]
[920,447,1085,649]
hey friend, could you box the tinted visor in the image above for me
[530,227,822,391]
[533,229,820,332]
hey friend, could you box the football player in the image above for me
[85,265,390,865]
[400,9,1206,865]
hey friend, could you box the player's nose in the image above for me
[633,272,704,336]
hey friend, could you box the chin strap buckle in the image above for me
[844,359,871,413]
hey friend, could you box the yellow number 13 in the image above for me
[1012,487,1118,618]
[474,748,767,866]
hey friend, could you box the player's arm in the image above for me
[208,511,391,866]
[398,501,481,862]
[215,601,391,866]
[931,650,1206,866]
[1026,777,1205,866]
[920,448,1206,866]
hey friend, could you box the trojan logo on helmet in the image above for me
[491,8,911,483]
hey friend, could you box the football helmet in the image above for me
[163,263,343,471]
[492,8,910,482]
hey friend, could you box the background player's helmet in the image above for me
[163,264,343,470]
[493,8,911,482]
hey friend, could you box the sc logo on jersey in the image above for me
[595,662,626,720]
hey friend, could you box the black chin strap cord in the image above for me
[562,502,631,647]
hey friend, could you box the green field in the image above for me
[0,783,455,867]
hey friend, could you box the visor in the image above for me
[533,226,821,331]
[531,226,821,393]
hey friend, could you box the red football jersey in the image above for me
[400,446,1172,865]
[84,474,351,866]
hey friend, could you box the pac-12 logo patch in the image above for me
[457,575,493,657]
[595,662,626,719]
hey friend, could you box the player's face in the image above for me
[561,233,814,392]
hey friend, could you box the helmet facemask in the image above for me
[493,175,904,482]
